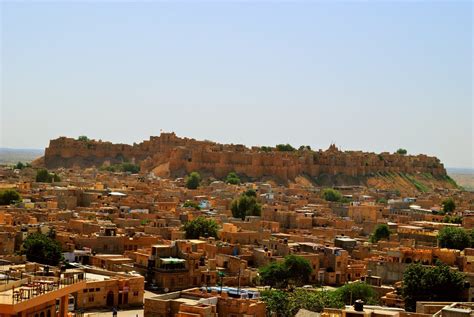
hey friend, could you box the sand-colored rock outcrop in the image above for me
[41,132,447,182]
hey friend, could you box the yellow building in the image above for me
[0,271,85,317]
[76,270,144,310]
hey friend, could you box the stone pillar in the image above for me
[59,295,68,317]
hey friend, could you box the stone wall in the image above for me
[41,133,447,182]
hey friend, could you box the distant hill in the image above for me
[0,148,44,165]
[448,167,474,191]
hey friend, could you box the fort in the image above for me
[39,132,447,182]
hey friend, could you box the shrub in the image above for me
[437,227,471,250]
[183,200,201,210]
[402,263,465,311]
[442,198,456,213]
[183,217,218,239]
[22,233,63,266]
[225,172,241,185]
[121,162,140,173]
[276,144,296,152]
[186,172,201,189]
[0,189,20,205]
[231,191,261,220]
[334,282,378,305]
[36,169,60,183]
[322,188,343,202]
[259,255,312,288]
[77,135,90,142]
[370,224,391,243]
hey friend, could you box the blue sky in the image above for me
[1,1,472,168]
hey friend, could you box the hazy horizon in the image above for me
[1,1,472,168]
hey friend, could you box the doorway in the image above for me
[106,291,114,306]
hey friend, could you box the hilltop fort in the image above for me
[37,132,447,184]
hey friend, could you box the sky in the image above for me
[0,1,472,168]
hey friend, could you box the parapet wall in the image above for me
[42,133,446,182]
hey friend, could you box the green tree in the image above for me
[396,148,407,155]
[402,263,465,312]
[276,144,296,152]
[261,289,291,316]
[261,289,343,317]
[298,145,311,151]
[259,255,312,289]
[121,162,140,173]
[376,198,388,204]
[0,189,21,205]
[36,169,61,183]
[36,169,50,182]
[244,189,257,197]
[183,200,201,210]
[22,233,63,266]
[225,172,241,185]
[322,188,343,202]
[437,227,471,250]
[260,146,272,153]
[259,261,289,289]
[290,289,343,314]
[183,217,218,239]
[469,230,474,248]
[334,282,378,305]
[186,172,201,189]
[442,198,456,213]
[77,135,90,142]
[370,224,391,243]
[283,255,313,286]
[15,162,25,170]
[443,215,462,224]
[47,227,56,239]
[231,194,261,220]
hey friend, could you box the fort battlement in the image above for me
[41,133,446,182]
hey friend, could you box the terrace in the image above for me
[0,271,86,315]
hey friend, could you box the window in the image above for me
[89,295,94,302]
[89,288,94,292]
[83,289,88,293]
[95,288,100,292]
[133,291,139,296]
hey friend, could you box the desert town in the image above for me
[0,134,473,317]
